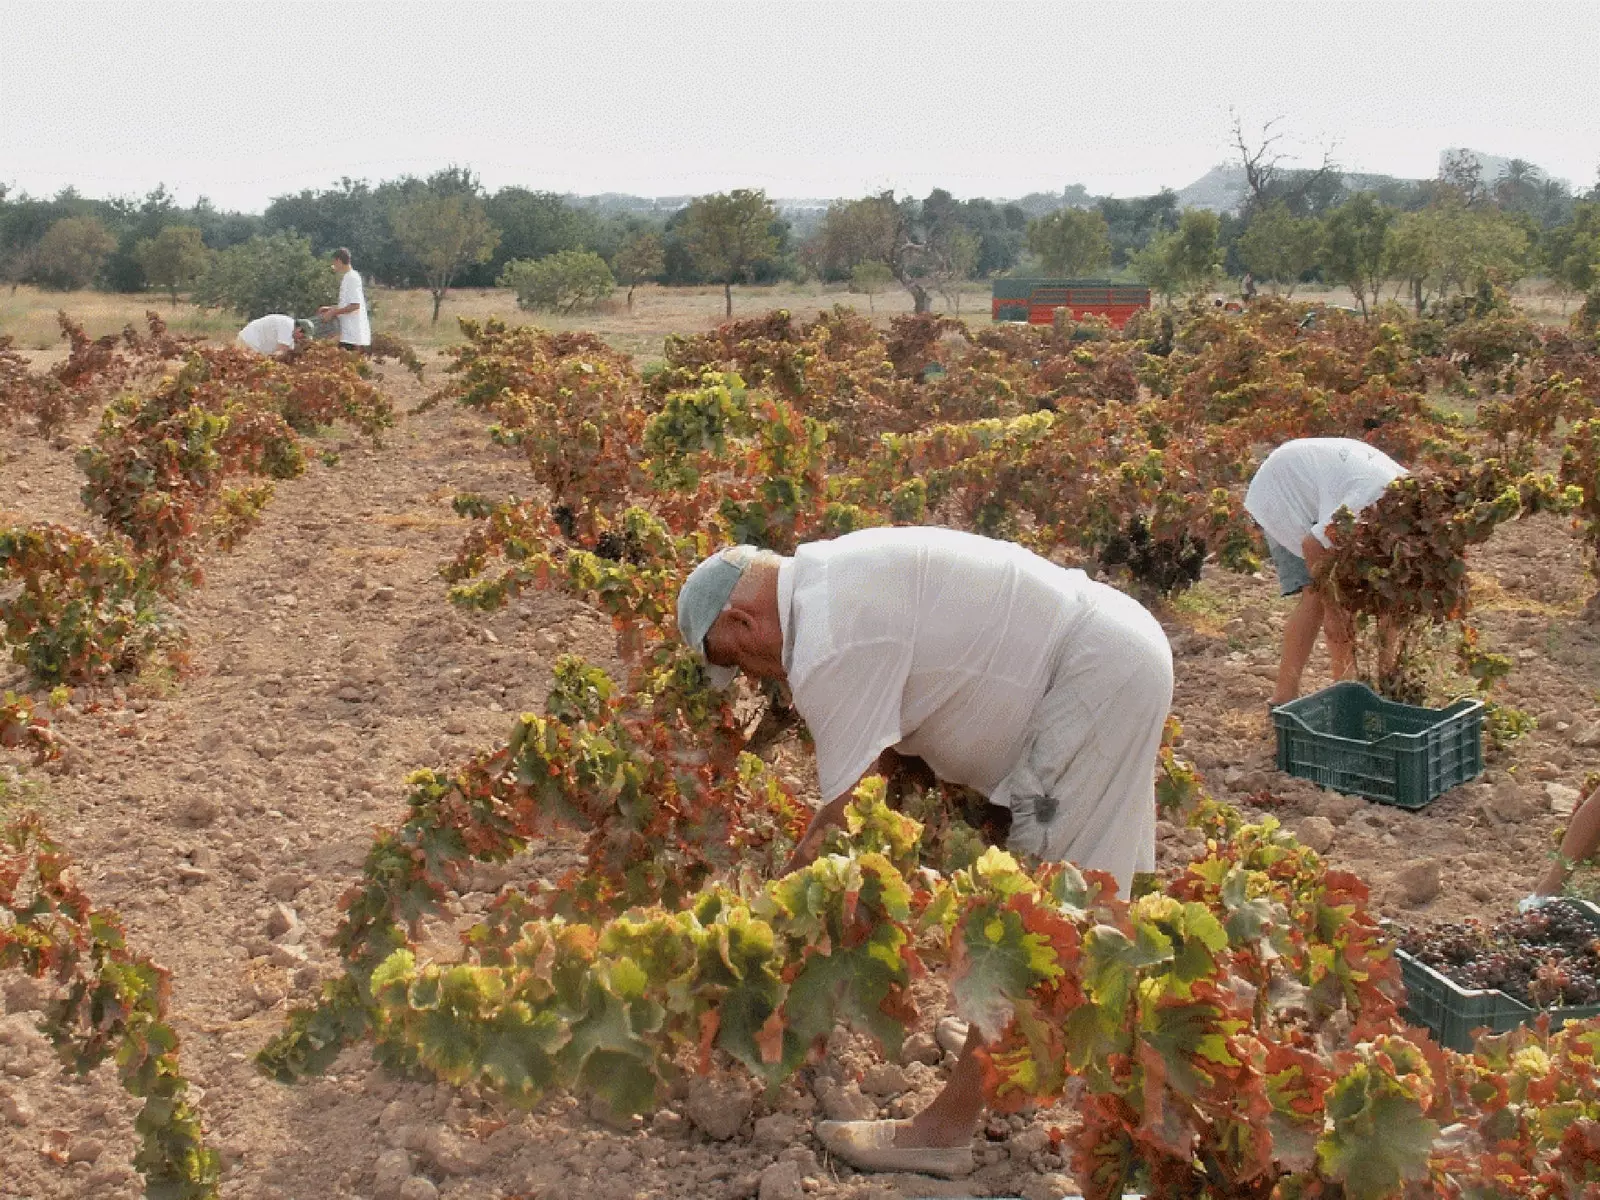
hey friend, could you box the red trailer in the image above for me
[991,279,1152,329]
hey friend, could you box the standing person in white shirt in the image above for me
[317,247,371,351]
[1243,437,1408,705]
[676,527,1174,1178]
[236,314,312,358]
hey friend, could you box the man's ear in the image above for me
[722,606,758,639]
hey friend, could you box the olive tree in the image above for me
[133,225,211,306]
[611,231,665,311]
[1236,202,1321,295]
[391,193,500,323]
[849,260,894,313]
[1322,193,1395,317]
[679,190,779,316]
[1025,208,1112,276]
[34,216,116,290]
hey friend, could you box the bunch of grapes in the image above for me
[1398,900,1600,1008]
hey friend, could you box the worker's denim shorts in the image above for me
[1265,535,1312,597]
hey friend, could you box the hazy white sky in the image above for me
[2,0,1597,211]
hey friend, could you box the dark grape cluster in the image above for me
[1398,900,1600,1008]
[592,530,646,566]
[1098,515,1207,595]
[550,504,647,565]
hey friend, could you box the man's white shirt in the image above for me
[1244,437,1407,553]
[237,314,295,355]
[337,269,371,346]
[776,527,1095,804]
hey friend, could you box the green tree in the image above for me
[1543,202,1600,304]
[1235,202,1321,295]
[930,228,980,313]
[809,191,957,313]
[1097,191,1180,266]
[610,231,665,311]
[391,192,501,323]
[1132,210,1223,304]
[1323,193,1396,316]
[1025,208,1112,276]
[1385,211,1439,315]
[812,194,900,280]
[1430,205,1529,296]
[1,245,38,295]
[485,188,614,275]
[33,216,116,290]
[1384,203,1528,315]
[848,260,894,313]
[1130,235,1183,304]
[192,232,335,320]
[498,250,615,313]
[132,225,211,306]
[679,190,780,316]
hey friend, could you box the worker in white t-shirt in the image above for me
[1243,437,1408,705]
[677,527,1173,1178]
[236,314,312,358]
[317,247,371,350]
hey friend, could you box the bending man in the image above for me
[1244,437,1407,705]
[236,314,313,359]
[677,526,1173,1177]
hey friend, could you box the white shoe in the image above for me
[815,1119,974,1178]
[934,1016,970,1056]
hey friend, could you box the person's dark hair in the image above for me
[332,247,352,266]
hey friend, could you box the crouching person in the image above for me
[676,527,1173,1177]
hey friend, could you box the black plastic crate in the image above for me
[1271,681,1483,809]
[1397,899,1600,1051]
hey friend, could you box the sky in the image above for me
[2,0,1597,213]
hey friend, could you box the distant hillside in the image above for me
[1176,164,1424,213]
[555,149,1571,224]
[1440,148,1568,188]
[1175,165,1250,213]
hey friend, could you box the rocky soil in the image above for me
[3,359,1599,1200]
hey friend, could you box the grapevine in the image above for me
[0,813,220,1198]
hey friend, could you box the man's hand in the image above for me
[1300,533,1330,570]
[317,305,334,319]
[781,793,850,875]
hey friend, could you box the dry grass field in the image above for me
[3,277,1578,366]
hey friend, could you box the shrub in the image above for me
[192,232,335,320]
[498,249,615,313]
[33,216,117,290]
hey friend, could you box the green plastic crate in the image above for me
[1397,900,1600,1050]
[1271,682,1483,810]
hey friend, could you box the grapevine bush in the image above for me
[1,332,397,686]
[1,813,219,1198]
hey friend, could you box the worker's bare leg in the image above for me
[1272,589,1325,705]
[895,1022,986,1148]
[1538,784,1600,896]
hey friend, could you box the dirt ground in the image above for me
[3,346,1599,1200]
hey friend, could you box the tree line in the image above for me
[2,152,1597,322]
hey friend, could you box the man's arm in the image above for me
[781,749,911,873]
[782,791,855,874]
[1300,533,1330,571]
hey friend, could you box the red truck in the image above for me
[991,278,1152,329]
